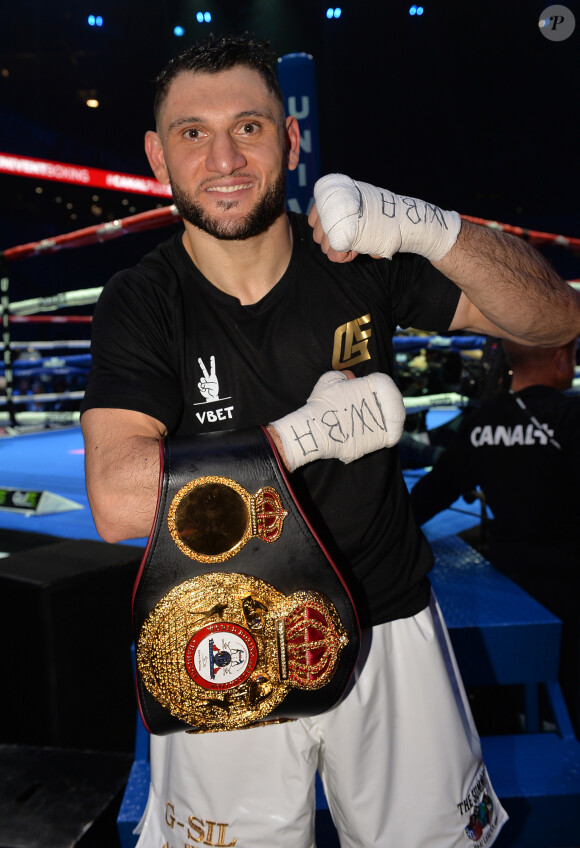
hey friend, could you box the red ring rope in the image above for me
[9,316,92,323]
[2,206,181,263]
[2,206,580,264]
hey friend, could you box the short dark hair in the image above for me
[153,33,285,126]
[503,335,578,369]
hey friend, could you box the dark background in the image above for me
[1,0,579,324]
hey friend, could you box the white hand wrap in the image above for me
[271,371,406,472]
[314,173,461,262]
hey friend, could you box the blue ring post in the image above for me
[277,53,321,216]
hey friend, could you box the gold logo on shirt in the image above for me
[332,313,372,369]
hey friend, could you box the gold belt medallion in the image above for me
[136,572,350,732]
[168,476,288,564]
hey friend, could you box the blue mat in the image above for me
[0,427,145,547]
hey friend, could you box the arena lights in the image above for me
[409,5,424,14]
[196,11,212,22]
[326,7,342,18]
[87,14,103,26]
[174,25,185,36]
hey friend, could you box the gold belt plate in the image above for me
[137,572,350,732]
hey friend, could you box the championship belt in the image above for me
[132,426,360,735]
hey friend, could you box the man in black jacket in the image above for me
[411,336,580,734]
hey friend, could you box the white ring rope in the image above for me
[0,287,102,318]
[0,340,90,350]
[6,390,85,405]
[2,378,579,429]
[0,389,469,415]
[0,410,80,428]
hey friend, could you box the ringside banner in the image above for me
[0,152,172,197]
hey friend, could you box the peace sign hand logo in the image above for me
[198,356,219,401]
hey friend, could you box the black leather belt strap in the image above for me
[132,426,360,734]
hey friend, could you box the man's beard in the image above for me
[170,166,287,241]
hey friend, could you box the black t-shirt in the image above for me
[82,212,460,626]
[411,385,580,573]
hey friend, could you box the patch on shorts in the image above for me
[457,766,503,846]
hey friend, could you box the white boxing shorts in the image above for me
[135,591,508,848]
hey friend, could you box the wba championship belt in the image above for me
[132,426,360,735]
